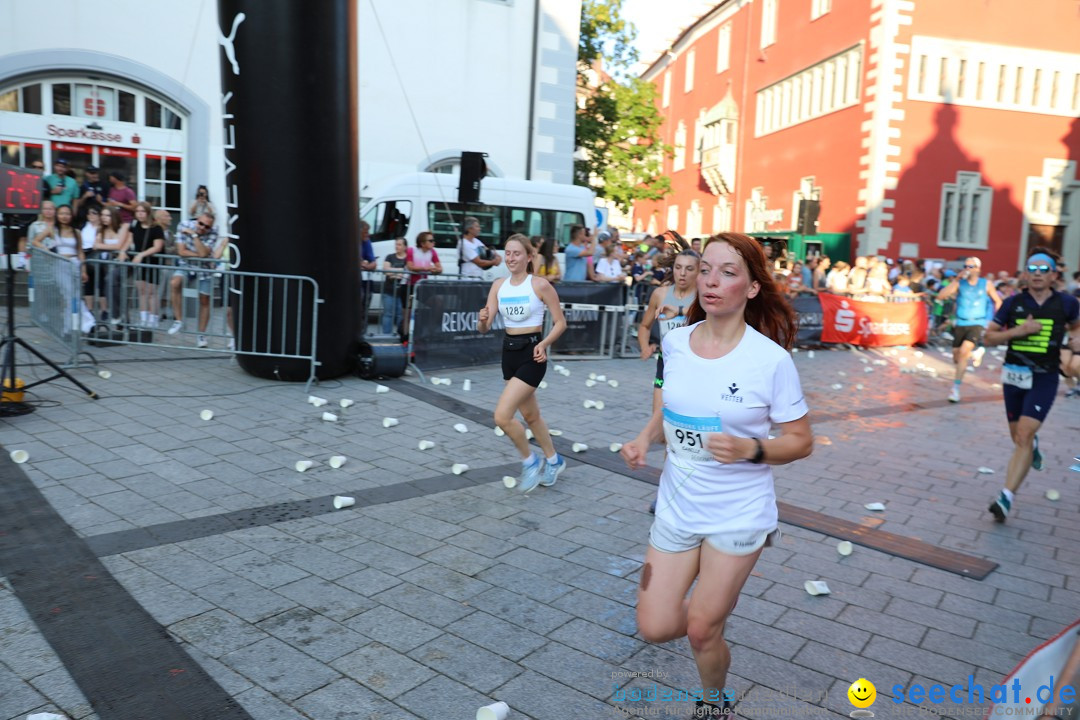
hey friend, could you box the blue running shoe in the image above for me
[1032,434,1043,471]
[988,492,1011,523]
[519,456,544,493]
[539,453,565,488]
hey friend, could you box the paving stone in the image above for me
[346,606,443,653]
[371,582,474,627]
[220,636,340,701]
[168,609,268,658]
[183,645,257,696]
[495,669,618,719]
[331,641,435,700]
[341,540,428,575]
[273,543,366,581]
[936,594,1028,634]
[773,608,871,654]
[24,664,94,720]
[473,563,573,607]
[398,564,492,601]
[274,576,376,622]
[862,636,977,686]
[552,588,639,635]
[728,616,809,660]
[335,567,404,597]
[395,674,499,720]
[0,663,49,720]
[835,605,928,646]
[918,629,1026,675]
[498,546,587,584]
[521,641,624,699]
[216,549,311,589]
[563,545,642,577]
[406,634,523,694]
[194,576,296,624]
[445,611,548,661]
[234,686,311,720]
[464,586,573,635]
[792,641,912,702]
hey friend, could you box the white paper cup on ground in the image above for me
[609,443,623,453]
[477,701,510,720]
[452,463,469,475]
[10,449,29,464]
[608,379,619,388]
[596,375,607,382]
[375,384,390,393]
[977,467,995,474]
[525,429,534,440]
[837,541,854,556]
[583,400,596,408]
[572,442,588,453]
[200,409,214,421]
[440,378,452,386]
[322,411,339,422]
[418,440,435,451]
[549,429,563,436]
[339,399,355,408]
[538,381,548,389]
[1045,489,1061,501]
[585,379,596,387]
[594,401,605,410]
[462,379,471,391]
[333,495,355,509]
[454,423,468,433]
[807,350,815,358]
[382,417,399,428]
[804,580,831,596]
[295,460,314,472]
[864,502,886,511]
[589,372,597,380]
[328,455,347,469]
[494,427,505,437]
[308,395,328,406]
[97,369,112,379]
[430,376,442,385]
[502,475,518,489]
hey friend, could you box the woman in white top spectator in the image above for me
[862,262,891,301]
[80,206,104,319]
[847,256,869,294]
[593,244,626,283]
[94,207,130,323]
[28,200,58,251]
[188,185,215,219]
[825,261,850,294]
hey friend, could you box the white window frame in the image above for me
[716,24,732,74]
[713,198,732,233]
[761,0,778,49]
[755,45,862,136]
[667,205,679,232]
[685,50,696,93]
[687,200,703,236]
[938,171,992,249]
[673,122,687,172]
[662,71,671,108]
[693,110,705,165]
[811,0,831,20]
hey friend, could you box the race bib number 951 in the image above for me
[662,409,722,462]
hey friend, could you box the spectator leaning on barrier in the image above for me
[535,236,561,283]
[168,212,224,347]
[381,237,408,336]
[459,216,502,278]
[80,206,104,319]
[406,231,442,285]
[825,261,849,294]
[563,224,592,282]
[44,158,79,209]
[593,243,627,283]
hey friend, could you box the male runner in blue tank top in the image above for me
[984,251,1080,521]
[936,256,1002,403]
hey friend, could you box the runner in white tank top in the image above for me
[478,234,568,493]
[620,233,814,719]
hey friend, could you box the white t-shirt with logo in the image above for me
[657,322,809,535]
[461,236,485,278]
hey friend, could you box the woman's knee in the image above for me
[636,607,684,645]
[686,615,727,652]
[493,408,515,428]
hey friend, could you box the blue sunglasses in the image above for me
[1026,264,1052,274]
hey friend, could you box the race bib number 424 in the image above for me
[1001,364,1033,389]
[662,409,722,462]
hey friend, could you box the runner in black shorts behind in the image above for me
[983,251,1080,521]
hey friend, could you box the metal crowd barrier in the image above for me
[27,248,87,366]
[29,248,323,389]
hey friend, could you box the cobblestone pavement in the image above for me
[0,324,1077,720]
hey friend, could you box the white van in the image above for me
[360,172,597,282]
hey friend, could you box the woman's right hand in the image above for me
[620,438,650,470]
[639,343,657,360]
[478,307,490,323]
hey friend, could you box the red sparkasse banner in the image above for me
[818,293,928,346]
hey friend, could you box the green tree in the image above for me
[575,0,671,213]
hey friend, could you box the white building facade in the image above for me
[0,0,581,222]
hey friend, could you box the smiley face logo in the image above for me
[848,678,877,710]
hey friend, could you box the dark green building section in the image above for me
[748,232,852,264]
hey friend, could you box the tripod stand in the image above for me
[1,224,96,415]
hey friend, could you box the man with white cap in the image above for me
[936,256,1001,403]
[983,250,1080,521]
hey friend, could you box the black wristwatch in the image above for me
[749,438,765,464]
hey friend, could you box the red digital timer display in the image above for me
[0,163,44,214]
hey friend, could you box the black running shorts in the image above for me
[501,333,546,387]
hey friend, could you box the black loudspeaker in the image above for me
[797,199,820,235]
[458,151,487,205]
[356,341,408,379]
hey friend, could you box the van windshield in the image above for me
[428,202,583,250]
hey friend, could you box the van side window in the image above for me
[554,211,585,248]
[428,202,501,249]
[362,200,412,241]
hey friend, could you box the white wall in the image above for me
[1,0,581,204]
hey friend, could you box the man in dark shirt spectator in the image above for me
[77,165,108,214]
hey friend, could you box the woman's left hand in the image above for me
[533,342,547,363]
[706,434,755,464]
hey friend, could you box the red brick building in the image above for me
[631,0,1080,273]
